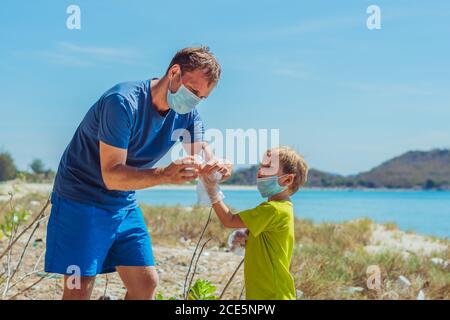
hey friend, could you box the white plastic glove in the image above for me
[197,172,224,205]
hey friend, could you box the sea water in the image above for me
[136,188,450,238]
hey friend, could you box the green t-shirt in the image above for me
[238,200,296,300]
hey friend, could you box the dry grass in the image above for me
[290,219,449,299]
[141,204,233,248]
[0,193,52,299]
[1,193,449,300]
[141,205,449,300]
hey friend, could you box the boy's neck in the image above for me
[268,190,291,202]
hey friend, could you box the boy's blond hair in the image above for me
[271,146,308,194]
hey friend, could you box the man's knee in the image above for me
[63,275,95,300]
[137,269,159,292]
[147,269,159,290]
[126,268,159,299]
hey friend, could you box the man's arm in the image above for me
[99,141,199,191]
[211,200,246,228]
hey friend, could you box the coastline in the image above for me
[1,180,449,200]
[150,184,257,191]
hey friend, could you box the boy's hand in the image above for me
[199,174,223,204]
[201,158,233,182]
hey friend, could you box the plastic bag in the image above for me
[195,154,224,205]
[227,228,248,256]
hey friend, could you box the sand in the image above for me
[0,181,53,202]
[0,181,256,202]
[364,224,448,257]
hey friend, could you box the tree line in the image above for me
[0,150,55,182]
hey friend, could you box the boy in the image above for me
[200,146,308,300]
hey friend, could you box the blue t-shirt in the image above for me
[53,79,204,211]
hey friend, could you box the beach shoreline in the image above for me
[2,180,449,199]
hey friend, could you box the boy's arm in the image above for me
[202,173,278,235]
[212,200,247,228]
[199,173,245,228]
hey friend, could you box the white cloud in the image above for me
[272,63,309,79]
[58,42,138,60]
[36,42,141,67]
[38,51,92,67]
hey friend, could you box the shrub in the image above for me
[0,151,17,182]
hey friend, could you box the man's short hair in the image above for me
[167,46,221,85]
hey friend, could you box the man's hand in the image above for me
[162,156,200,184]
[182,142,233,181]
[200,158,233,182]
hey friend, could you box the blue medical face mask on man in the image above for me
[167,72,201,114]
[256,174,289,198]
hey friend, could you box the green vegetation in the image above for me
[25,158,55,183]
[0,150,55,183]
[0,208,30,240]
[290,219,449,299]
[1,194,449,300]
[29,159,46,175]
[141,204,231,247]
[140,204,449,300]
[155,279,217,300]
[355,149,450,189]
[187,279,218,300]
[223,165,258,185]
[0,151,17,182]
[226,149,450,190]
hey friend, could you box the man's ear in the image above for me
[168,64,181,79]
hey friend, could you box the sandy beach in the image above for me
[0,206,447,300]
[0,181,449,300]
[0,180,257,202]
[2,180,441,202]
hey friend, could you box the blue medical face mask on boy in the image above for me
[256,174,289,198]
[167,72,201,114]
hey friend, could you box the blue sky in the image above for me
[0,0,449,175]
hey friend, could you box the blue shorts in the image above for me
[45,192,154,276]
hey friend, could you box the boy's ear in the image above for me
[281,174,294,187]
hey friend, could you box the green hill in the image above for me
[354,149,450,189]
[223,165,258,185]
[224,149,450,190]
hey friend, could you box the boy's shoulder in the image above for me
[263,200,293,212]
[239,200,294,236]
[251,200,293,219]
[239,200,293,218]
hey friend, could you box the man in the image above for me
[45,47,231,300]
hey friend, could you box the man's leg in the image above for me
[62,276,96,300]
[116,266,158,300]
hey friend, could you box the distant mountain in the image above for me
[306,169,349,187]
[223,165,258,185]
[354,149,450,189]
[224,149,450,190]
